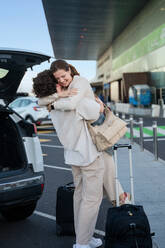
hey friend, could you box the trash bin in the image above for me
[162,105,165,118]
[151,104,160,117]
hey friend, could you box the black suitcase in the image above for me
[56,182,75,236]
[104,144,153,248]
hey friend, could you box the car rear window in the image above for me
[0,68,9,79]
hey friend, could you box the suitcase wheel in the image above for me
[56,224,63,236]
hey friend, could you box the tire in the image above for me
[56,223,63,236]
[1,201,37,221]
[25,116,34,123]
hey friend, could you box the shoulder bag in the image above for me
[87,106,127,151]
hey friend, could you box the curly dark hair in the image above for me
[32,69,57,98]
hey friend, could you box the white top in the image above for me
[38,75,101,166]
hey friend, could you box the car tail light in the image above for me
[36,121,41,126]
[33,106,41,111]
[32,123,38,134]
[41,183,44,192]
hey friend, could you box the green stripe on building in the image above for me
[112,23,165,70]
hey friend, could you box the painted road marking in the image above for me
[37,125,53,128]
[34,210,56,221]
[141,127,164,136]
[146,126,165,136]
[34,210,105,236]
[126,126,165,138]
[44,164,71,171]
[38,130,54,134]
[143,138,165,142]
[38,133,58,137]
[40,139,51,143]
[41,144,63,148]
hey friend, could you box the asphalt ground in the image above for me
[0,128,110,248]
[0,121,162,248]
[39,115,165,161]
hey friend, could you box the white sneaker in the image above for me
[73,244,91,248]
[89,237,102,248]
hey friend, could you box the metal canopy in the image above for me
[42,0,149,60]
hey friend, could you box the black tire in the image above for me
[56,223,63,236]
[25,116,34,123]
[1,201,37,221]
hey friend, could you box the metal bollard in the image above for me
[153,121,158,160]
[129,115,134,144]
[139,117,144,151]
[122,113,126,119]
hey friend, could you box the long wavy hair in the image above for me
[50,59,80,78]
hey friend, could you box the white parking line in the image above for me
[34,210,105,236]
[41,144,63,148]
[39,133,58,137]
[44,164,72,171]
[34,210,56,221]
[143,138,165,142]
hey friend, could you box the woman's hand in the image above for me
[56,84,78,98]
[46,85,78,111]
[95,95,105,113]
[47,103,52,112]
[58,88,78,98]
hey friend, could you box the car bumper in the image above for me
[0,175,44,207]
[35,111,50,121]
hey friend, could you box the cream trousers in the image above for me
[103,151,124,201]
[71,154,104,245]
[71,152,124,245]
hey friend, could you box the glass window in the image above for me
[0,68,9,79]
[10,99,21,108]
[20,99,31,107]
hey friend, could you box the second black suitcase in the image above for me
[56,182,75,236]
[104,144,153,248]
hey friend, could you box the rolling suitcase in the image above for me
[105,144,154,248]
[56,182,75,236]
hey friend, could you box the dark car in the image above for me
[0,48,50,221]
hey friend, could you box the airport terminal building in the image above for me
[42,0,165,105]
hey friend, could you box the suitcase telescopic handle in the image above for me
[113,143,134,206]
[114,144,132,150]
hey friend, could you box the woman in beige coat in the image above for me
[33,61,130,248]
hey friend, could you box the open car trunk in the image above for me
[0,112,27,173]
[0,48,51,104]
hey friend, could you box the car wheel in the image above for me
[1,201,37,221]
[56,223,63,236]
[25,116,34,123]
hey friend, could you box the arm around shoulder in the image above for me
[52,76,90,111]
[38,93,59,106]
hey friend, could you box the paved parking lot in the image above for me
[1,125,163,248]
[0,128,109,248]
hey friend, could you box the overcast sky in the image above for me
[0,0,96,93]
